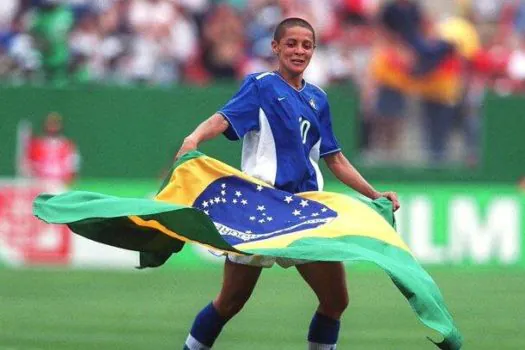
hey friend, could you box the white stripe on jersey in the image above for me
[309,139,324,191]
[255,72,275,80]
[319,148,341,157]
[241,108,277,186]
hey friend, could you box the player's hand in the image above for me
[380,191,400,212]
[175,137,198,160]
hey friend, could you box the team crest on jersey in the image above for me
[309,98,317,110]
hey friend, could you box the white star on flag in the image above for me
[241,199,248,205]
[300,200,309,207]
[202,201,209,208]
[257,205,266,211]
[267,217,273,221]
[293,209,301,216]
[221,190,226,196]
[208,199,214,206]
[221,198,226,203]
[204,210,209,215]
[235,191,242,197]
[232,199,238,204]
[321,208,328,212]
[214,197,220,203]
[221,183,226,189]
[256,185,263,191]
[259,219,266,223]
[250,216,256,221]
[311,212,319,217]
[284,196,293,204]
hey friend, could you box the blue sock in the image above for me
[308,312,340,347]
[185,302,226,349]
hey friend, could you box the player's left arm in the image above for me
[324,152,400,211]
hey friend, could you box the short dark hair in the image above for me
[273,17,316,44]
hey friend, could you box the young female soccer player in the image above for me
[177,17,400,350]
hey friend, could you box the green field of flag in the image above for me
[1,266,523,350]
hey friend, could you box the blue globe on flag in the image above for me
[193,176,338,246]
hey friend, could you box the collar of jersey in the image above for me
[273,70,307,92]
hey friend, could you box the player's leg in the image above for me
[184,257,263,349]
[296,261,349,350]
[213,257,264,318]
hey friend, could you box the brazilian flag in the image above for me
[33,151,462,349]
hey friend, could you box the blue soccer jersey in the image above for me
[218,72,341,193]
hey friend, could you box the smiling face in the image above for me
[272,26,315,78]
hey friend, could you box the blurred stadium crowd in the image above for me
[2,0,524,166]
[0,0,523,89]
[0,0,371,86]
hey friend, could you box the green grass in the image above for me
[1,267,523,350]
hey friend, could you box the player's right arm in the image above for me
[175,113,229,159]
[176,75,260,159]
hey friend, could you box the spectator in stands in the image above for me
[379,0,455,76]
[30,0,74,85]
[169,4,199,76]
[68,10,100,83]
[0,0,518,97]
[201,3,245,80]
[369,10,481,165]
[96,0,133,84]
[125,0,174,84]
[4,14,41,83]
[325,13,377,152]
[368,40,408,162]
[243,0,282,74]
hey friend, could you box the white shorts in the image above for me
[227,254,311,269]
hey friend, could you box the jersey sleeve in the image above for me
[319,100,341,157]
[218,77,260,140]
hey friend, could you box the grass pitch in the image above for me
[1,266,523,349]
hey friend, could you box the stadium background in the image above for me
[1,0,524,349]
